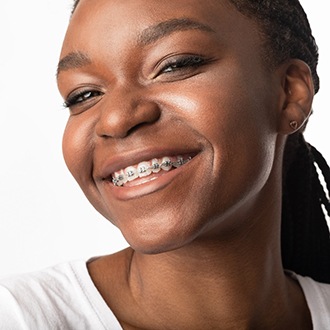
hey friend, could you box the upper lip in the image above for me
[96,147,200,181]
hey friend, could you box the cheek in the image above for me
[62,116,120,222]
[62,117,94,186]
[161,71,278,212]
[207,83,278,213]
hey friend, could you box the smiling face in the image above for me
[58,0,285,253]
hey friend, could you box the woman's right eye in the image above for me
[64,90,103,109]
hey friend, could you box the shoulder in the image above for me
[0,260,87,303]
[0,260,122,329]
[0,261,87,328]
[292,273,330,329]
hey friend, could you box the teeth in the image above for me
[151,158,161,173]
[173,155,184,168]
[125,166,138,182]
[112,155,192,186]
[161,157,172,171]
[113,169,127,186]
[138,161,152,177]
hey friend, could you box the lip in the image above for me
[96,148,200,200]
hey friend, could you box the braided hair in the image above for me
[71,0,330,282]
[227,0,330,283]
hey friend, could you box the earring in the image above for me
[289,120,298,130]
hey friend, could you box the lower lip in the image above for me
[102,157,196,201]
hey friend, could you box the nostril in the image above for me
[95,89,161,139]
[97,106,161,139]
[126,121,156,136]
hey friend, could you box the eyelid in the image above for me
[64,86,103,108]
[153,53,213,79]
[156,53,201,69]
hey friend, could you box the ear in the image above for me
[277,59,314,135]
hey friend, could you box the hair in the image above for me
[72,0,80,14]
[71,0,330,283]
[227,0,330,283]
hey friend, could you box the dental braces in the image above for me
[112,156,192,186]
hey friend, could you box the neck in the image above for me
[122,215,309,329]
[89,216,311,329]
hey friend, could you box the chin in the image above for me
[120,225,197,255]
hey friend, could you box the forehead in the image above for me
[73,0,230,21]
[62,0,259,51]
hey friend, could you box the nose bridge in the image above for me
[95,83,160,138]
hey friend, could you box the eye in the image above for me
[162,55,205,73]
[155,54,212,79]
[64,89,103,109]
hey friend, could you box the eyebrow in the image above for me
[57,51,91,77]
[138,18,215,45]
[56,18,215,77]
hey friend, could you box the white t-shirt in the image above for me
[0,261,329,329]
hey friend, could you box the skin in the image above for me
[57,0,314,328]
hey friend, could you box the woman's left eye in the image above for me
[156,55,211,78]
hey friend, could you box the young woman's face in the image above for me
[58,0,284,253]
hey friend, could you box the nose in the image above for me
[95,85,161,139]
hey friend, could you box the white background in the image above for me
[0,0,329,277]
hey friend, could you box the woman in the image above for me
[1,0,329,329]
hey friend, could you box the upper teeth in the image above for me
[112,156,191,186]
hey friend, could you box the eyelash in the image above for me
[63,90,102,109]
[157,55,210,75]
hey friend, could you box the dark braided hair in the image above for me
[227,0,330,283]
[71,0,330,282]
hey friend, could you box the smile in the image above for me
[111,155,192,187]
